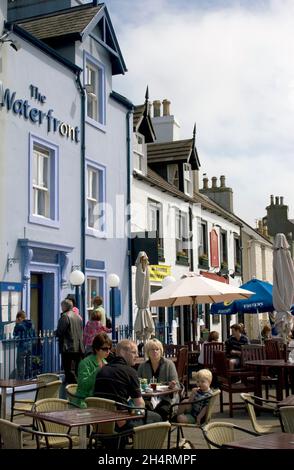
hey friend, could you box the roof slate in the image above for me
[133,104,145,131]
[17,5,102,40]
[147,139,193,162]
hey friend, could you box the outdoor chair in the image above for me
[203,342,224,370]
[163,344,181,360]
[0,418,73,449]
[264,339,289,394]
[213,350,256,417]
[240,393,281,434]
[11,379,62,421]
[132,422,171,449]
[176,347,189,395]
[33,398,79,448]
[201,421,259,449]
[187,351,199,388]
[241,344,278,399]
[167,389,220,448]
[86,396,146,450]
[279,406,294,433]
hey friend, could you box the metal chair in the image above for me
[240,393,281,434]
[201,421,259,449]
[0,418,73,449]
[279,406,294,433]
[167,389,220,448]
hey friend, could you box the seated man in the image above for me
[94,339,161,428]
[225,323,248,368]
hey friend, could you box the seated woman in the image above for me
[176,369,213,424]
[225,323,248,368]
[83,309,111,355]
[137,338,179,421]
[261,324,272,343]
[74,332,112,408]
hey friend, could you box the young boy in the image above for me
[176,369,213,424]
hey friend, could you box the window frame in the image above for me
[175,209,189,257]
[133,132,145,173]
[86,270,106,314]
[86,159,106,237]
[147,199,164,251]
[28,133,59,228]
[183,162,193,196]
[84,52,106,130]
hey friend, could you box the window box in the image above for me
[221,261,228,270]
[235,263,241,274]
[176,251,189,266]
[198,255,209,268]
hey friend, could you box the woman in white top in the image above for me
[198,330,219,365]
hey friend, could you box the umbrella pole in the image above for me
[192,298,198,343]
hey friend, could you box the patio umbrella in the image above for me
[150,272,254,307]
[273,233,294,342]
[210,278,273,315]
[134,251,155,342]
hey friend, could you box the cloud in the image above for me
[106,0,294,226]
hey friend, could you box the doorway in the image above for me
[30,272,55,333]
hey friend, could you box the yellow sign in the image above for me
[149,265,171,282]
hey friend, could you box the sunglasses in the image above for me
[100,347,111,351]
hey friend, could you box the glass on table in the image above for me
[139,378,148,391]
[149,377,157,391]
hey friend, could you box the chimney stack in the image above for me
[153,100,161,117]
[211,176,217,189]
[275,196,279,205]
[203,177,209,189]
[220,175,226,188]
[162,99,171,116]
[270,194,274,205]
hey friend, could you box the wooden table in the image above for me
[141,386,181,399]
[245,360,294,401]
[226,432,294,449]
[25,406,142,449]
[0,379,37,419]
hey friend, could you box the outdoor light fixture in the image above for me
[0,32,21,51]
[69,268,85,317]
[107,273,120,342]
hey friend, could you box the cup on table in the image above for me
[150,382,157,391]
[139,378,148,391]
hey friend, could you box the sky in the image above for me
[101,0,294,228]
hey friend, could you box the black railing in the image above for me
[0,332,61,380]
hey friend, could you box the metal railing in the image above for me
[0,331,61,380]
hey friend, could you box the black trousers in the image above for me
[61,352,83,384]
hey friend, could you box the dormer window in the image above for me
[133,133,145,172]
[167,164,179,188]
[183,163,193,196]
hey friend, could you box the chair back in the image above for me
[203,389,221,425]
[201,421,235,449]
[37,373,60,384]
[213,350,229,378]
[85,397,116,434]
[34,398,70,438]
[132,422,171,449]
[203,342,224,369]
[279,406,294,433]
[176,347,188,384]
[0,419,22,449]
[164,344,181,358]
[241,344,266,368]
[264,339,286,360]
[240,393,261,434]
[36,380,62,401]
[65,384,78,400]
[185,341,199,352]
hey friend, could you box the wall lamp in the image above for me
[0,32,21,51]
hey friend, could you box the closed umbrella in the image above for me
[273,233,294,342]
[134,251,155,342]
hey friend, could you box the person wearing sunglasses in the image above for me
[74,332,112,408]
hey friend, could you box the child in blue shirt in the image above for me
[176,369,213,424]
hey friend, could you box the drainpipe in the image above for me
[126,108,134,330]
[75,71,86,324]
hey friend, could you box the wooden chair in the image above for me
[167,389,221,448]
[213,350,256,417]
[240,393,281,434]
[0,418,73,449]
[279,406,294,433]
[201,421,258,449]
[265,339,289,395]
[163,344,181,359]
[241,344,278,399]
[187,351,200,388]
[203,342,224,370]
[176,347,188,395]
[11,379,62,421]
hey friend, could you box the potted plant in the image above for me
[176,250,189,265]
[199,253,209,268]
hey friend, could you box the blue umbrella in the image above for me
[210,278,274,315]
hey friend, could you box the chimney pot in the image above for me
[220,175,226,188]
[280,196,284,205]
[275,196,279,205]
[270,195,274,205]
[203,177,209,189]
[153,100,161,117]
[162,99,171,116]
[211,176,217,189]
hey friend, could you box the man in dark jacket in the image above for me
[13,310,35,379]
[56,299,84,385]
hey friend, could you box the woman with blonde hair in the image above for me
[137,338,179,420]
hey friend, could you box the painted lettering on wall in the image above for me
[0,82,80,143]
